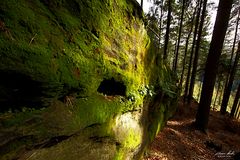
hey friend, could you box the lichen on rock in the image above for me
[0,0,178,159]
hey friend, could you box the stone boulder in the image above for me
[0,0,178,159]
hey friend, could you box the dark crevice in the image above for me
[84,123,102,129]
[89,136,117,145]
[34,135,71,149]
[0,135,36,156]
[89,136,110,143]
[97,78,126,96]
[115,141,121,146]
[0,71,46,112]
[1,134,73,156]
[0,71,84,112]
[91,27,99,38]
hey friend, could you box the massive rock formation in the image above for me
[0,0,178,159]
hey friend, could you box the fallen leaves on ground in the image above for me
[144,98,240,160]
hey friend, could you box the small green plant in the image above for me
[138,85,155,97]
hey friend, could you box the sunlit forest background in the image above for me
[141,0,240,120]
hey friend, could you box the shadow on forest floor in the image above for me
[144,97,240,160]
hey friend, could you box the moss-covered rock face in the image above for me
[0,0,178,159]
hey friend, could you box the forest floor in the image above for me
[144,97,240,160]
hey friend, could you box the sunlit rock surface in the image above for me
[0,0,178,159]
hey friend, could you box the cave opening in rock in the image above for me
[97,78,126,96]
[0,71,45,112]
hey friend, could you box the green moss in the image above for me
[148,103,166,142]
[123,129,141,148]
[72,94,125,130]
[0,108,43,128]
[114,128,141,160]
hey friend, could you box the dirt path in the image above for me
[144,99,240,160]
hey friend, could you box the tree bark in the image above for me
[173,0,186,71]
[230,83,240,117]
[213,77,221,110]
[220,42,240,114]
[158,0,164,57]
[236,103,240,119]
[221,10,240,113]
[195,0,233,131]
[179,9,196,87]
[197,81,202,102]
[188,0,208,104]
[230,10,239,63]
[184,0,202,102]
[163,0,172,60]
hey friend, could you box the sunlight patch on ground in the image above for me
[168,128,182,137]
[167,119,194,126]
[167,120,183,126]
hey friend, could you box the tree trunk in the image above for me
[213,77,221,110]
[230,83,240,117]
[163,0,172,60]
[158,0,164,56]
[179,9,196,87]
[173,0,186,71]
[179,33,190,88]
[236,103,240,119]
[172,40,178,69]
[195,0,233,132]
[197,81,202,102]
[188,0,208,104]
[141,0,143,9]
[230,10,239,63]
[184,0,202,102]
[220,10,240,113]
[219,82,224,105]
[220,42,240,114]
